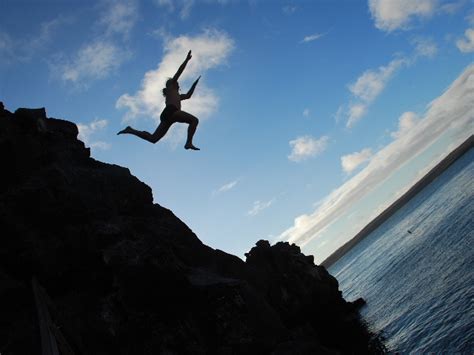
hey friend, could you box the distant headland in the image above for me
[321,134,474,268]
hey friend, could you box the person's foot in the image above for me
[185,143,200,150]
[117,126,133,135]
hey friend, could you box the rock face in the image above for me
[0,105,385,354]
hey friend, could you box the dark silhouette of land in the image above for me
[322,135,474,268]
[0,104,386,354]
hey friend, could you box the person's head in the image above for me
[162,78,179,96]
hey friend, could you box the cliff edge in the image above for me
[0,104,384,354]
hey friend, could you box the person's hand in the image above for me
[192,76,201,87]
[186,50,192,61]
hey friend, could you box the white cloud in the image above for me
[303,108,310,117]
[288,135,329,162]
[391,111,419,138]
[349,58,405,102]
[51,1,137,87]
[214,179,239,195]
[99,0,138,39]
[116,29,234,124]
[456,28,474,53]
[368,0,437,32]
[344,38,436,128]
[301,33,325,43]
[60,40,130,84]
[90,141,112,150]
[247,199,275,216]
[77,119,110,150]
[346,58,405,128]
[279,64,474,251]
[347,103,368,128]
[341,148,373,174]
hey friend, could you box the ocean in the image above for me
[329,148,474,353]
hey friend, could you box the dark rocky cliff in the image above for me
[0,104,385,354]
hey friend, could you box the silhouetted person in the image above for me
[118,50,201,150]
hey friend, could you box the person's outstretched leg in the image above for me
[172,111,200,150]
[118,122,171,144]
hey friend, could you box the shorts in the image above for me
[160,105,179,123]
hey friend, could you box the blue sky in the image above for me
[1,0,473,263]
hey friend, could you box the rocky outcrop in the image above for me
[0,104,385,354]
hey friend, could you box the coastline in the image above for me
[321,134,474,268]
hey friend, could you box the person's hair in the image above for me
[162,78,175,97]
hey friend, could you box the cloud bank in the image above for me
[279,64,474,251]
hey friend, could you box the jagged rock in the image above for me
[0,106,385,354]
[350,297,367,311]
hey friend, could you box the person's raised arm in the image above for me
[172,50,192,82]
[180,76,201,100]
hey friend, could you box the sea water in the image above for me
[329,148,474,353]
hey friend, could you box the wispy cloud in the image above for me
[288,135,329,162]
[99,0,138,39]
[0,16,71,63]
[52,0,137,87]
[155,0,229,20]
[412,37,438,58]
[368,0,437,32]
[59,40,131,84]
[117,29,234,124]
[213,179,239,195]
[456,28,474,52]
[77,119,110,150]
[282,5,297,15]
[345,39,436,128]
[341,148,373,174]
[303,108,310,117]
[301,32,325,43]
[347,57,406,128]
[279,64,474,251]
[247,199,275,216]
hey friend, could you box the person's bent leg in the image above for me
[172,111,200,150]
[150,121,172,143]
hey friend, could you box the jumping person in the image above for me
[118,50,201,150]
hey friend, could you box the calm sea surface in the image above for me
[329,148,474,353]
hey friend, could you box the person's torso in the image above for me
[165,89,181,110]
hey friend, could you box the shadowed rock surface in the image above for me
[0,105,385,354]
